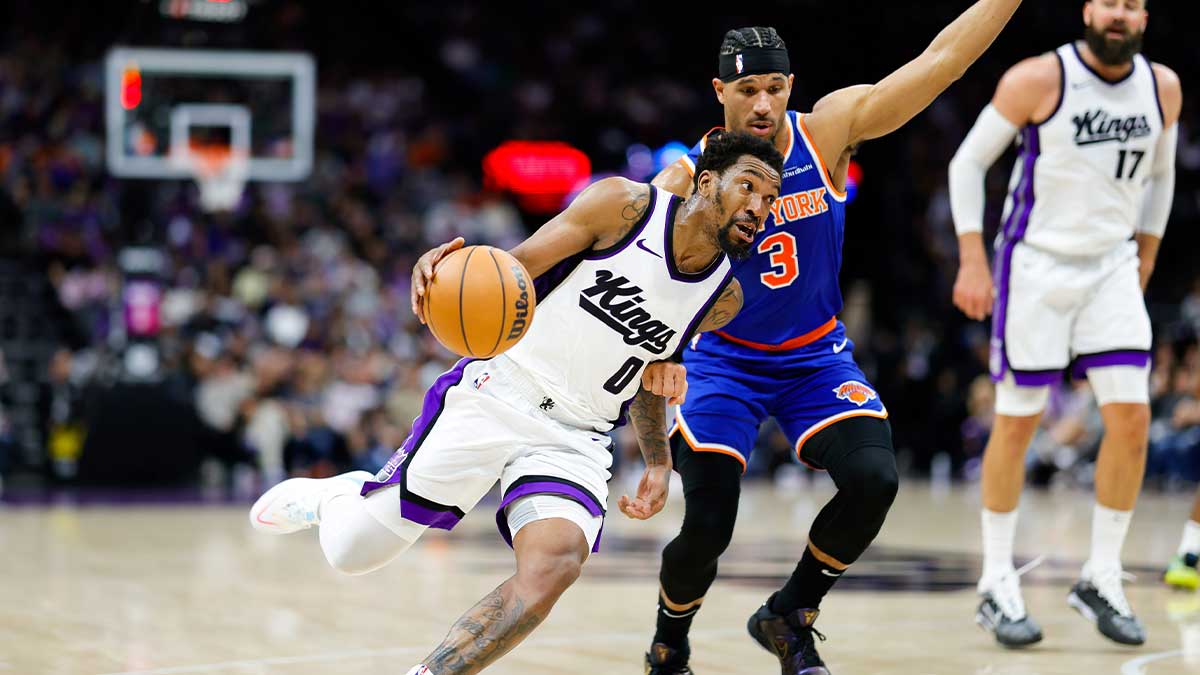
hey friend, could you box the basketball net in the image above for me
[176,142,249,213]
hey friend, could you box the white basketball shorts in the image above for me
[360,356,612,552]
[990,239,1151,387]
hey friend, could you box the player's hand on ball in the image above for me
[952,259,994,321]
[642,361,688,405]
[618,464,670,520]
[411,237,465,323]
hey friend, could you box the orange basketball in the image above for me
[423,246,536,358]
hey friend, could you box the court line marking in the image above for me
[1120,649,1183,675]
[97,628,746,675]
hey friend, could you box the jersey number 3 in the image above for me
[758,231,799,289]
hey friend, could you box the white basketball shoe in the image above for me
[249,470,374,534]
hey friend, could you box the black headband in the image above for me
[718,47,790,82]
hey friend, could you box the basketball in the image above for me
[423,245,536,358]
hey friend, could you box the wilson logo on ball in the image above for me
[423,245,536,358]
[506,263,531,341]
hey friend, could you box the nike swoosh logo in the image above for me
[254,504,275,527]
[820,568,843,577]
[832,338,849,354]
[636,238,663,258]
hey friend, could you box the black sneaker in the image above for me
[746,594,830,675]
[644,641,694,674]
[1067,569,1146,646]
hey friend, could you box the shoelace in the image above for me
[1090,566,1136,617]
[990,555,1046,620]
[790,624,826,664]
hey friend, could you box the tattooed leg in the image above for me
[421,518,590,675]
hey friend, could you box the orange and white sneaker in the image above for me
[249,470,373,534]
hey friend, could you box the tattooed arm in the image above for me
[695,279,743,333]
[640,279,742,404]
[617,385,671,520]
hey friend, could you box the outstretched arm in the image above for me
[805,0,1022,162]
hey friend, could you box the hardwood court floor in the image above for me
[4,479,1200,675]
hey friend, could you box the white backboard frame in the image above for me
[105,46,315,182]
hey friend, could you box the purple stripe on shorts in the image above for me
[495,482,606,553]
[1070,350,1151,379]
[1010,369,1063,386]
[990,127,1040,383]
[361,357,475,496]
[400,497,465,530]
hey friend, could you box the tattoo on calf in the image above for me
[424,586,546,675]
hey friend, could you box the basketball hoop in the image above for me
[170,142,248,212]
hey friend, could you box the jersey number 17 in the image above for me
[1115,149,1145,181]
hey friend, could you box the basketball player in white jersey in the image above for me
[247,132,783,675]
[948,0,1181,648]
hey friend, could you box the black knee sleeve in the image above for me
[801,417,898,564]
[659,433,742,603]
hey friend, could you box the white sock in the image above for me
[1179,520,1200,557]
[980,508,1018,584]
[1086,503,1133,575]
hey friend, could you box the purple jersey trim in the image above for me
[586,185,658,260]
[1070,42,1136,86]
[663,196,725,283]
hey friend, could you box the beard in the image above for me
[1083,22,1144,66]
[717,217,754,261]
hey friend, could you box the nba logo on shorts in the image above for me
[473,373,491,390]
[833,381,877,407]
[736,53,744,74]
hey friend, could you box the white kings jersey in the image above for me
[1001,43,1164,257]
[501,186,733,432]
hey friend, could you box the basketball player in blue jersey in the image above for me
[248,132,782,675]
[949,0,1180,648]
[637,3,1024,673]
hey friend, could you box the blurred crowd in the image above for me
[0,1,1198,493]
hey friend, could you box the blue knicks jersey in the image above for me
[680,111,848,348]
